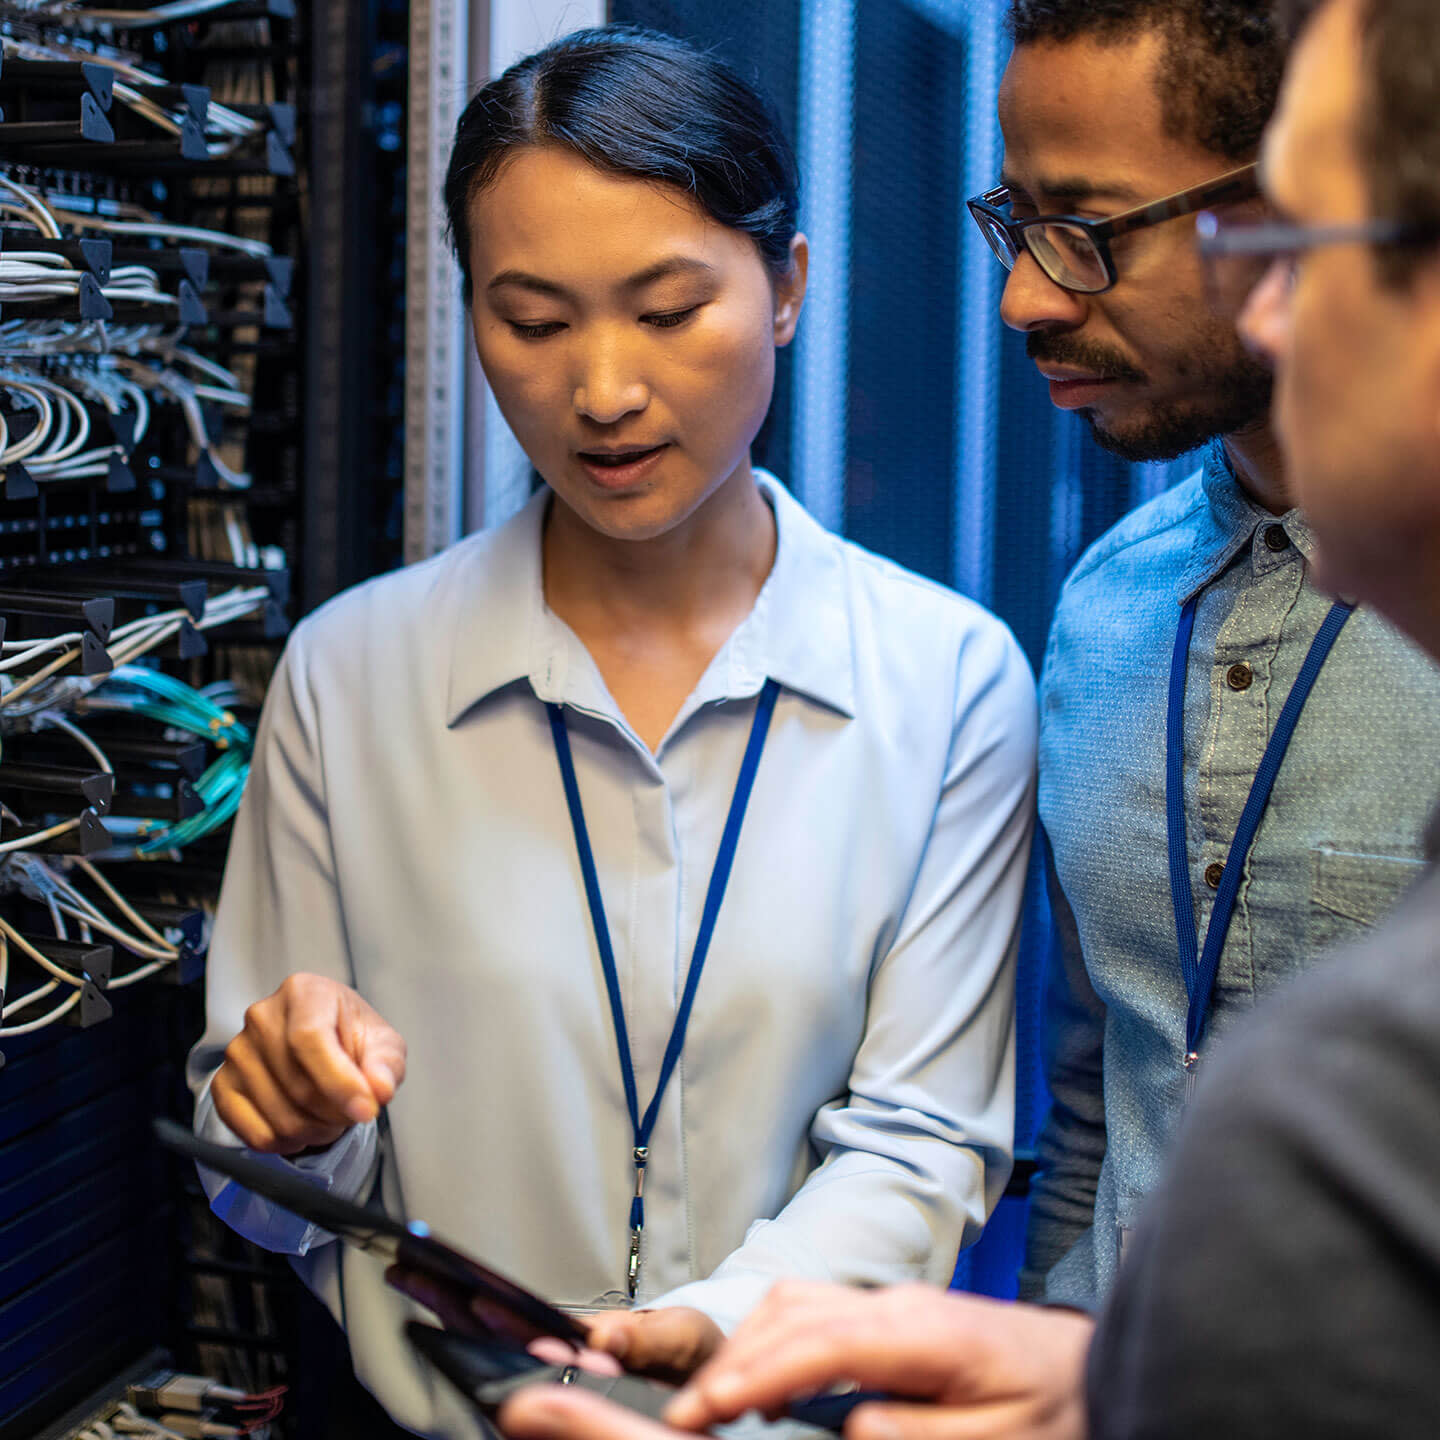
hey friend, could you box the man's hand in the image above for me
[500,1384,675,1440]
[585,1307,724,1383]
[666,1282,1094,1440]
[210,973,407,1154]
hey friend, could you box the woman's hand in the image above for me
[385,1265,623,1376]
[584,1308,724,1383]
[210,972,407,1154]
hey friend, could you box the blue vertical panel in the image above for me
[610,0,802,484]
[792,0,854,532]
[843,4,964,583]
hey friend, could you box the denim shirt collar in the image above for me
[1175,440,1317,605]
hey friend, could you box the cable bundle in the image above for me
[77,661,255,854]
[65,1374,288,1440]
[1,175,268,491]
[35,0,259,31]
[0,852,184,1035]
[0,584,270,715]
[0,648,263,1038]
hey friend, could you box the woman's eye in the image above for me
[509,321,565,340]
[644,307,699,330]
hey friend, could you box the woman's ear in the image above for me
[773,233,809,346]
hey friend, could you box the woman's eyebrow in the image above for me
[623,256,717,289]
[487,270,569,297]
[487,257,718,298]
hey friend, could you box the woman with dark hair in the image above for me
[189,26,1037,1438]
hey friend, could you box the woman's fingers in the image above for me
[214,1037,349,1154]
[272,975,387,1123]
[527,1338,624,1376]
[213,974,408,1150]
[586,1308,723,1382]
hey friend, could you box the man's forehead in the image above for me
[1264,0,1366,215]
[999,30,1207,201]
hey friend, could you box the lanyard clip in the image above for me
[627,1225,642,1298]
[626,1146,648,1299]
[1183,1050,1200,1106]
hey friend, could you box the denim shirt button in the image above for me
[1264,524,1290,552]
[1227,662,1254,691]
[1205,862,1225,889]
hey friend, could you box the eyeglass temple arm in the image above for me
[1104,166,1261,241]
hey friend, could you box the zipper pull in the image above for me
[1183,1050,1200,1106]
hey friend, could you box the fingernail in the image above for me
[501,1391,564,1435]
[854,1410,902,1440]
[370,1065,396,1095]
[345,1095,377,1124]
[663,1394,700,1428]
[707,1376,744,1407]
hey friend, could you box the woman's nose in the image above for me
[573,338,650,424]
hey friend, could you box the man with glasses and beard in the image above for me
[983,0,1440,1312]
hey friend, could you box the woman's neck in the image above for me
[541,464,778,751]
[542,464,776,637]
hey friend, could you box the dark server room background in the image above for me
[0,1,1198,1436]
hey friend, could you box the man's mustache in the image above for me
[1027,333,1147,385]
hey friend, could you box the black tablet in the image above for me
[154,1116,587,1346]
[405,1322,677,1421]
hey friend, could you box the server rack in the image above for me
[0,1,410,1433]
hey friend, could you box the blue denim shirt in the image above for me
[1026,442,1440,1310]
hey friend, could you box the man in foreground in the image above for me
[496,0,1440,1434]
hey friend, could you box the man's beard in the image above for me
[1027,332,1274,463]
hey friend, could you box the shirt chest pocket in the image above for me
[1308,847,1428,956]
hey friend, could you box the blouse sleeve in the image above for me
[653,620,1038,1331]
[187,626,379,1255]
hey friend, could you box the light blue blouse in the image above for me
[189,472,1037,1439]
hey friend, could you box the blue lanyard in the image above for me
[1166,595,1353,1098]
[547,678,780,1297]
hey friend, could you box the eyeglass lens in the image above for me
[1201,248,1296,318]
[1024,225,1110,293]
[972,210,1111,294]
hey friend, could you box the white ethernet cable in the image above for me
[0,176,62,239]
[0,586,269,716]
[114,357,252,488]
[46,201,273,260]
[69,0,254,30]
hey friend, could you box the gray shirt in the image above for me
[1089,805,1440,1438]
[1028,443,1440,1308]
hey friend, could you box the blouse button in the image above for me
[1227,662,1254,691]
[1264,525,1290,552]
[1205,862,1225,889]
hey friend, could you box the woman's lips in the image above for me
[576,444,669,489]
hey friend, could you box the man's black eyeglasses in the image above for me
[967,163,1260,295]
